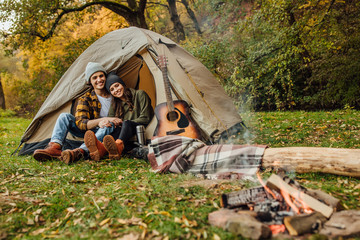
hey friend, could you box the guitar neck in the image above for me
[160,59,175,112]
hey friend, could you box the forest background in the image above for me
[0,0,359,117]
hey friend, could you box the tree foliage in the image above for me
[0,50,25,110]
[1,0,360,114]
[0,0,201,50]
[0,0,148,50]
[184,0,360,110]
[2,7,123,114]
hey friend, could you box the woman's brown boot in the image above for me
[103,135,124,160]
[84,130,107,161]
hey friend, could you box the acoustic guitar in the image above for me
[154,55,201,139]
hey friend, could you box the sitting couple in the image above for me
[33,62,154,164]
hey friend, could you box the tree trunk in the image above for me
[181,0,202,34]
[101,0,148,29]
[262,147,360,177]
[0,76,5,109]
[167,0,185,41]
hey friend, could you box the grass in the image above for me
[0,110,359,239]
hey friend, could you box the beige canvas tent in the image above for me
[18,27,244,155]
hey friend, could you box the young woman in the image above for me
[84,72,154,160]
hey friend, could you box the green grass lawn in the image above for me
[0,110,359,239]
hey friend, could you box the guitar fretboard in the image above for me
[159,56,175,113]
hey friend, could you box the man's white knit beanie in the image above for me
[85,62,107,83]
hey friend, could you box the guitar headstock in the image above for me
[158,55,168,69]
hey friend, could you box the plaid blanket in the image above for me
[148,135,266,177]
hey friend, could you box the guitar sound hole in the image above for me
[167,111,179,122]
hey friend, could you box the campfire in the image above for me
[207,172,357,239]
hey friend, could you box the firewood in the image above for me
[235,210,258,217]
[306,189,341,211]
[262,147,360,177]
[225,213,272,239]
[266,174,333,218]
[220,186,268,208]
[283,212,327,236]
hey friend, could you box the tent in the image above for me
[17,27,244,155]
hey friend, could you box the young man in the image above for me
[33,62,122,164]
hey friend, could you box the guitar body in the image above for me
[154,100,201,139]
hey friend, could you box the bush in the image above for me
[0,109,16,117]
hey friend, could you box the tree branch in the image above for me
[27,1,133,41]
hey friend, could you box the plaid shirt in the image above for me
[75,90,101,131]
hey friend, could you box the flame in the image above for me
[280,189,300,214]
[256,172,278,200]
[257,173,313,214]
[269,224,286,235]
[278,180,313,214]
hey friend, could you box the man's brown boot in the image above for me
[33,142,62,161]
[60,148,85,165]
[103,135,124,160]
[84,130,107,161]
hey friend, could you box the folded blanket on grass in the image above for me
[148,135,266,178]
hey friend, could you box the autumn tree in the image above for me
[1,7,124,115]
[167,0,185,41]
[0,0,148,50]
[0,76,4,109]
[0,51,13,109]
[0,50,25,110]
[183,0,360,110]
[0,0,204,50]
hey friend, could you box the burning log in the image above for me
[211,173,348,238]
[262,147,360,177]
[220,186,268,209]
[283,212,327,236]
[306,189,341,211]
[277,172,341,211]
[265,174,333,218]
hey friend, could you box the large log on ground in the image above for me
[262,147,360,177]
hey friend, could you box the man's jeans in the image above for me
[51,113,114,152]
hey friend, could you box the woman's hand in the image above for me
[98,117,123,128]
[110,117,123,127]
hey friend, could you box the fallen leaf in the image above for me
[99,218,111,226]
[213,233,221,240]
[145,210,171,217]
[117,216,144,226]
[30,228,48,236]
[212,201,220,209]
[27,218,35,225]
[174,217,181,223]
[33,209,42,215]
[73,218,82,225]
[66,207,75,213]
[117,232,140,240]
